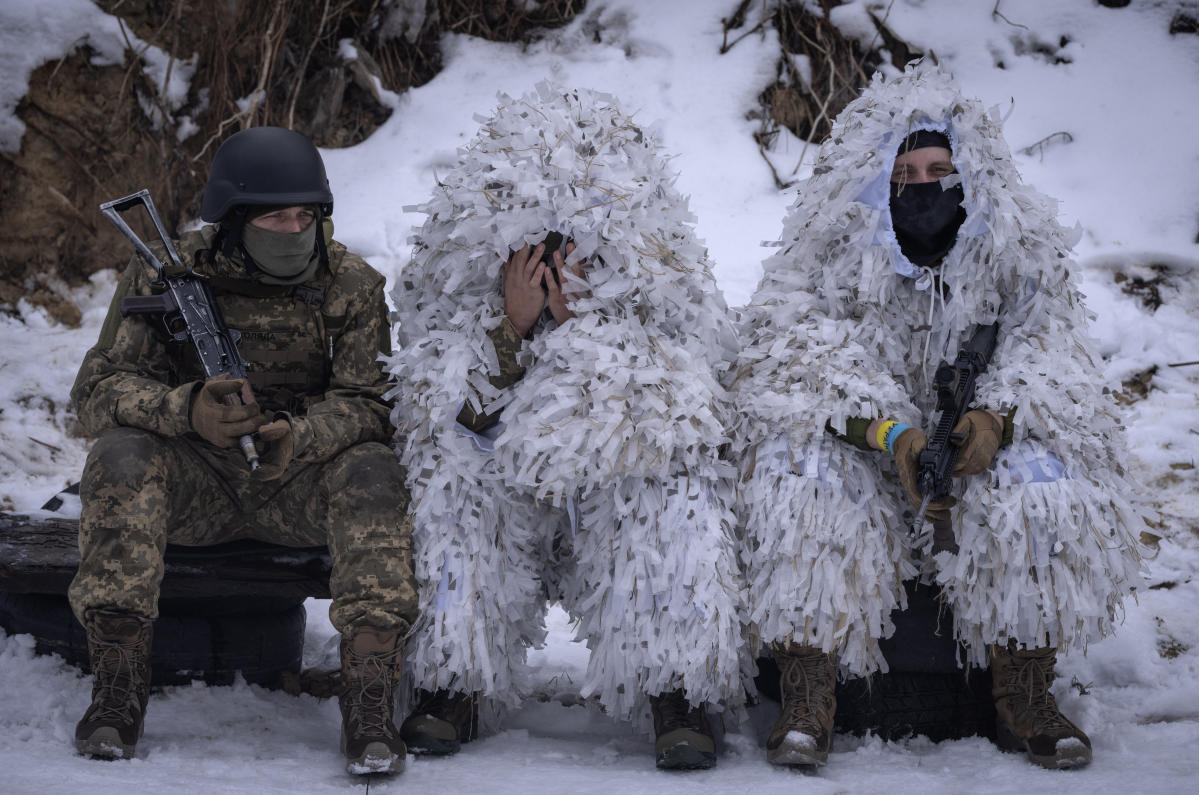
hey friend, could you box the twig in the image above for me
[287,0,333,129]
[1168,360,1199,367]
[757,139,793,191]
[720,0,772,54]
[720,0,755,52]
[992,0,1030,30]
[192,0,287,160]
[29,437,62,453]
[1019,131,1074,160]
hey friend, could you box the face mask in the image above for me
[241,221,317,280]
[889,181,966,267]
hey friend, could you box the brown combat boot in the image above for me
[990,641,1092,770]
[400,688,479,755]
[650,690,717,770]
[75,610,153,759]
[339,627,406,775]
[765,643,837,767]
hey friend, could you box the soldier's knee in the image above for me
[82,428,177,493]
[325,442,409,509]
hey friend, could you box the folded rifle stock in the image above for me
[100,189,260,470]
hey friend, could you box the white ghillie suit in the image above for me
[386,84,747,725]
[731,64,1145,678]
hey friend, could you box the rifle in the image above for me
[99,189,260,470]
[914,321,1000,552]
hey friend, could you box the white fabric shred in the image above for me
[730,63,1147,676]
[386,84,748,728]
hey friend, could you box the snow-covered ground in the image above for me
[2,1,1198,792]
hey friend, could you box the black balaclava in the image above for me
[890,130,966,267]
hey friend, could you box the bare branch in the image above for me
[992,0,1030,30]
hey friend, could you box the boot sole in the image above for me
[76,726,135,760]
[345,741,406,775]
[656,743,717,770]
[996,724,1092,770]
[767,744,827,767]
[402,736,461,756]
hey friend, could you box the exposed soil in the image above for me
[0,0,585,323]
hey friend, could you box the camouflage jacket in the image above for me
[456,316,527,433]
[72,224,395,464]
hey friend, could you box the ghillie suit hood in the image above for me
[731,63,1144,674]
[387,85,746,722]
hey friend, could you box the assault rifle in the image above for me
[100,189,260,470]
[913,321,1000,552]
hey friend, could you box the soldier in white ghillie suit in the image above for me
[386,84,747,769]
[731,64,1145,770]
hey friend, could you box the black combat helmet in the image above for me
[200,127,333,263]
[200,126,333,221]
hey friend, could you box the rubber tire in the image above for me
[755,579,996,742]
[0,591,306,687]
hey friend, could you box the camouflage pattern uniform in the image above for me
[456,318,527,432]
[69,224,416,636]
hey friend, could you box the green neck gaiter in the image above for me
[242,222,318,283]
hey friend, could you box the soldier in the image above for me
[387,86,748,769]
[731,64,1145,770]
[68,126,416,775]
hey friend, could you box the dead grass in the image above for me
[726,1,903,188]
[1,0,586,311]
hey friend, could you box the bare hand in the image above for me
[503,243,548,336]
[546,242,585,325]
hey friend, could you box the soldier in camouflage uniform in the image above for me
[389,89,746,771]
[68,127,416,775]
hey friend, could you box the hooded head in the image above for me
[390,85,737,494]
[397,83,726,344]
[752,62,1078,338]
[889,130,966,267]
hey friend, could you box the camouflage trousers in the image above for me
[68,427,416,636]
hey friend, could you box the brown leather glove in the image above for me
[892,427,955,522]
[253,418,294,480]
[190,375,261,448]
[950,410,1004,476]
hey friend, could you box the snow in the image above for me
[0,0,192,151]
[1,0,1198,792]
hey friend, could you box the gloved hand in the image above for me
[892,427,955,522]
[950,410,1004,476]
[254,417,294,480]
[190,375,261,448]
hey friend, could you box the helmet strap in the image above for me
[314,207,330,265]
[219,207,248,259]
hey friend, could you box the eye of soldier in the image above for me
[929,161,954,178]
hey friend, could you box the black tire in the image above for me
[0,591,306,687]
[755,579,996,742]
[836,669,995,742]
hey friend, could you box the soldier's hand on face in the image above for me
[546,241,584,325]
[950,409,1004,476]
[190,374,262,448]
[504,243,548,336]
[253,417,293,480]
[892,427,955,523]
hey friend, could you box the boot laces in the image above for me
[345,648,400,738]
[90,639,148,724]
[1006,654,1074,734]
[654,691,705,733]
[779,652,835,736]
